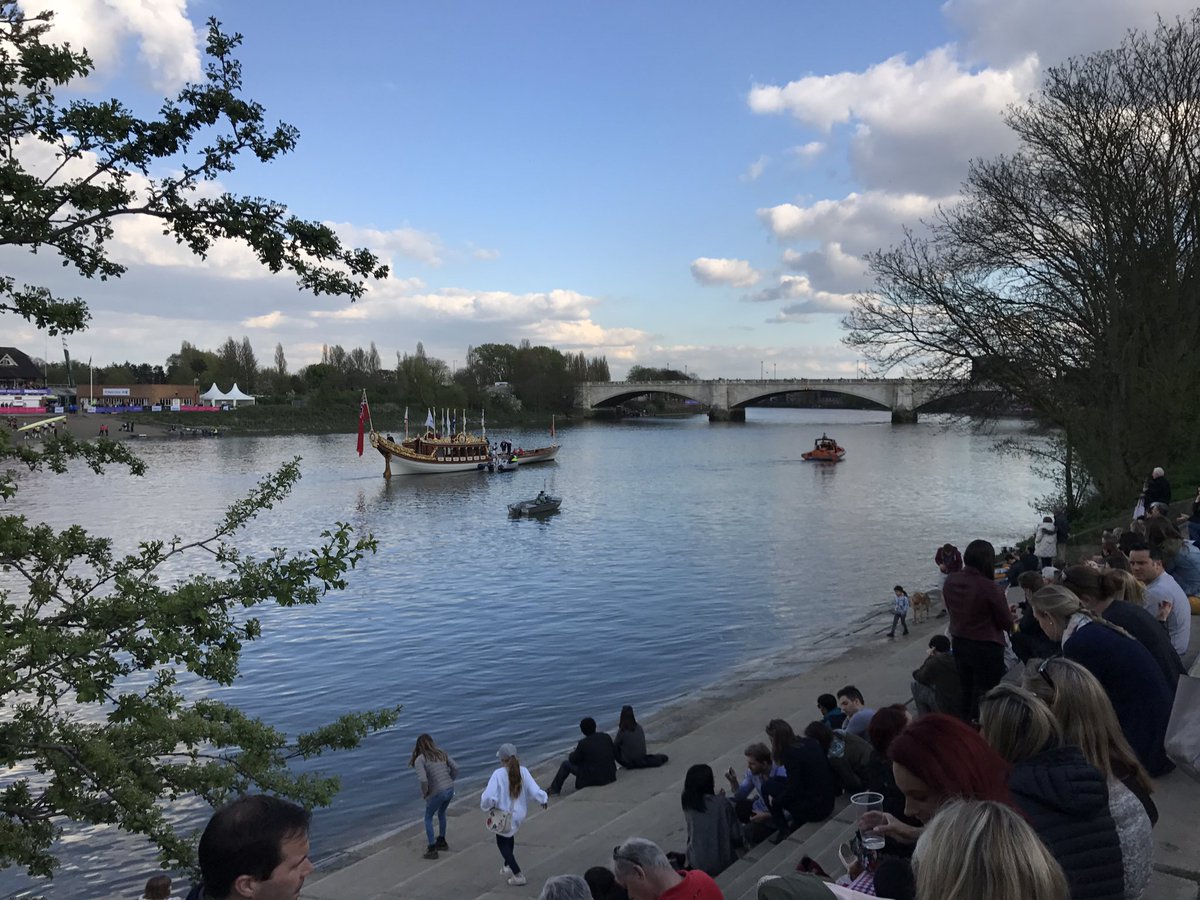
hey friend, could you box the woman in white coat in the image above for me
[481,743,549,887]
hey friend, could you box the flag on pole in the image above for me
[550,414,556,438]
[404,406,409,440]
[425,408,435,429]
[356,393,370,456]
[481,409,486,439]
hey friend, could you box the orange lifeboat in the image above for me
[801,433,846,462]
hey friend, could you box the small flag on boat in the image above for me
[356,393,370,456]
[550,414,556,438]
[425,408,435,429]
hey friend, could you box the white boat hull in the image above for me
[388,455,488,475]
[514,445,560,465]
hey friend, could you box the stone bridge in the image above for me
[575,378,957,423]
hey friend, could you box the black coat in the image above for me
[1144,475,1171,505]
[778,737,836,823]
[568,732,617,788]
[1103,600,1186,693]
[1009,746,1124,900]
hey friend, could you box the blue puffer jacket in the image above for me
[1008,745,1124,900]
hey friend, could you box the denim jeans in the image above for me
[423,787,454,846]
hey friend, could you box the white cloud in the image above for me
[471,246,501,261]
[943,0,1199,68]
[750,47,1036,195]
[782,242,873,294]
[330,222,445,267]
[791,141,825,162]
[242,311,316,330]
[741,155,768,181]
[745,275,856,316]
[759,191,947,256]
[39,0,201,91]
[690,257,762,288]
[630,342,861,380]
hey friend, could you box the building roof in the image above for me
[0,347,43,381]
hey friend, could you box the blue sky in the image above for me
[7,0,1193,379]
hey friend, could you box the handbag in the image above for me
[1165,673,1200,782]
[484,805,513,834]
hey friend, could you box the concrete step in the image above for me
[717,800,854,900]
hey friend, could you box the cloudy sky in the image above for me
[5,0,1194,379]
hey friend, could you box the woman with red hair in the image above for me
[859,713,1012,845]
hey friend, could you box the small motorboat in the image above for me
[508,491,562,517]
[801,433,846,462]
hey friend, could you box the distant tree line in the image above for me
[37,338,610,415]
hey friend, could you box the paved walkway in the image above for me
[303,612,1200,900]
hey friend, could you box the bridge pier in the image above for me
[891,407,918,424]
[708,407,745,422]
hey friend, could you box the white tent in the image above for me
[199,383,228,402]
[223,383,256,407]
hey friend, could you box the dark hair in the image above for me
[618,705,637,732]
[1126,540,1163,561]
[894,585,905,593]
[804,721,833,754]
[142,875,172,900]
[942,543,956,553]
[837,685,864,704]
[580,717,597,735]
[817,693,838,713]
[765,718,797,763]
[585,865,629,900]
[744,742,772,765]
[681,763,715,813]
[962,539,996,578]
[198,795,311,897]
[888,714,1011,806]
[928,634,951,653]
[1145,518,1182,544]
[1017,570,1044,592]
[867,704,909,756]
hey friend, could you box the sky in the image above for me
[5,0,1197,380]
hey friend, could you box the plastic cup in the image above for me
[849,791,884,814]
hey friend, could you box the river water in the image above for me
[1,409,1049,897]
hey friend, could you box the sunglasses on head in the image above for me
[1037,655,1059,688]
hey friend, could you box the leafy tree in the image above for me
[843,13,1200,512]
[273,343,288,378]
[236,337,258,392]
[627,365,690,382]
[0,5,395,881]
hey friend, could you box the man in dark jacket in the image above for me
[1144,467,1171,505]
[548,717,617,794]
[911,634,963,715]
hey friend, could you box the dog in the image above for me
[910,591,932,624]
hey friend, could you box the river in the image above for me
[0,408,1049,897]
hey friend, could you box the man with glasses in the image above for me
[612,838,724,899]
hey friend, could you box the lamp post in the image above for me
[773,362,777,380]
[760,360,764,381]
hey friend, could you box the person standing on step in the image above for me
[481,743,549,887]
[888,586,911,638]
[409,733,459,860]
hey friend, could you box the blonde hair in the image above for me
[913,799,1069,900]
[1030,585,1132,638]
[504,755,522,800]
[1022,657,1153,799]
[408,733,447,767]
[1105,569,1146,605]
[978,684,1060,763]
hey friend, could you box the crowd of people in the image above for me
[147,473,1195,900]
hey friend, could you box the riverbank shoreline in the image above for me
[310,600,898,875]
[300,603,1200,900]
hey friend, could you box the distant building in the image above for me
[87,384,202,410]
[0,347,43,389]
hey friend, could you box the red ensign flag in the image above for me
[356,399,368,456]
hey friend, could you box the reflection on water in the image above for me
[0,410,1047,897]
